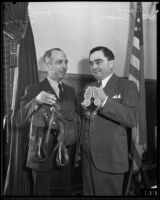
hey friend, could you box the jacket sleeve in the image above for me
[15,85,40,128]
[99,80,139,128]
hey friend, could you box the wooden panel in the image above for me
[145,79,157,160]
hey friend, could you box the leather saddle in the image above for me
[29,101,81,162]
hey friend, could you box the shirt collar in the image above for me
[47,76,63,97]
[100,72,113,88]
[47,76,59,88]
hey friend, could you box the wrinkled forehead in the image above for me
[89,50,107,61]
[50,50,67,61]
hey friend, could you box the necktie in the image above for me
[58,83,64,100]
[97,81,102,88]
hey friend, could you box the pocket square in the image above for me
[112,94,121,99]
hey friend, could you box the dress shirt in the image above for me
[47,76,62,98]
[99,72,113,89]
[98,72,113,107]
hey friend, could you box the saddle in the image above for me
[29,101,80,166]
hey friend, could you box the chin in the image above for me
[93,74,101,80]
[59,74,66,79]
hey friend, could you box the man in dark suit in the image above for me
[15,48,79,195]
[81,46,139,196]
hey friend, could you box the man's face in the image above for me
[89,50,113,81]
[47,50,68,81]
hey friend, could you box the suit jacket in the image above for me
[16,78,78,171]
[82,73,139,173]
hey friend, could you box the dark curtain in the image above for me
[3,2,39,195]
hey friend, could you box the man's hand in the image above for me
[35,91,57,105]
[81,86,93,107]
[92,87,108,107]
[98,88,108,104]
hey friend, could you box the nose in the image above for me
[91,62,98,70]
[62,61,68,70]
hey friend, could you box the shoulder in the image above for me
[63,82,75,92]
[24,83,40,94]
[117,76,136,86]
[117,76,138,91]
[23,79,47,98]
[24,79,47,93]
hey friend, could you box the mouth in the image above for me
[59,71,66,75]
[92,70,101,76]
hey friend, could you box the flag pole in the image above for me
[124,1,147,195]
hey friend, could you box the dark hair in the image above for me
[89,46,115,61]
[43,48,62,62]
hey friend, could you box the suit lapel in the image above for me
[39,78,59,99]
[40,78,69,102]
[103,73,119,98]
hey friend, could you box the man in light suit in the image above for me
[15,48,79,195]
[81,46,139,196]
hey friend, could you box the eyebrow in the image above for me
[89,59,103,63]
[94,59,103,61]
[56,59,68,62]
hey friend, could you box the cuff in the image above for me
[33,99,40,111]
[102,96,108,107]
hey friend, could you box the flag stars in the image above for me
[137,18,140,22]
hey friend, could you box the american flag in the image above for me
[128,2,147,171]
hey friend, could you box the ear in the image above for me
[44,56,50,64]
[44,63,49,71]
[109,60,114,68]
[44,57,51,71]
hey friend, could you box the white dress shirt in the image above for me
[99,72,113,89]
[47,76,62,98]
[99,72,113,107]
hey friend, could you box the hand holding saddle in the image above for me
[81,86,103,120]
[30,101,80,166]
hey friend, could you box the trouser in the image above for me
[82,144,124,196]
[32,170,51,195]
[32,168,74,195]
[32,146,75,195]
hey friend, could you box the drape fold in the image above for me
[3,2,39,195]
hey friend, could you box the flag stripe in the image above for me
[128,74,139,91]
[132,46,140,59]
[133,37,140,50]
[133,142,142,168]
[130,55,140,71]
[132,37,140,50]
[129,64,140,80]
[134,30,140,39]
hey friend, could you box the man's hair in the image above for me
[89,46,115,61]
[43,48,63,63]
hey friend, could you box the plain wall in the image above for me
[28,2,157,79]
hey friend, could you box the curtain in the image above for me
[3,2,39,195]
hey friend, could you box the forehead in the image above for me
[90,50,107,61]
[50,50,67,60]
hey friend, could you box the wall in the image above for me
[28,2,157,79]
